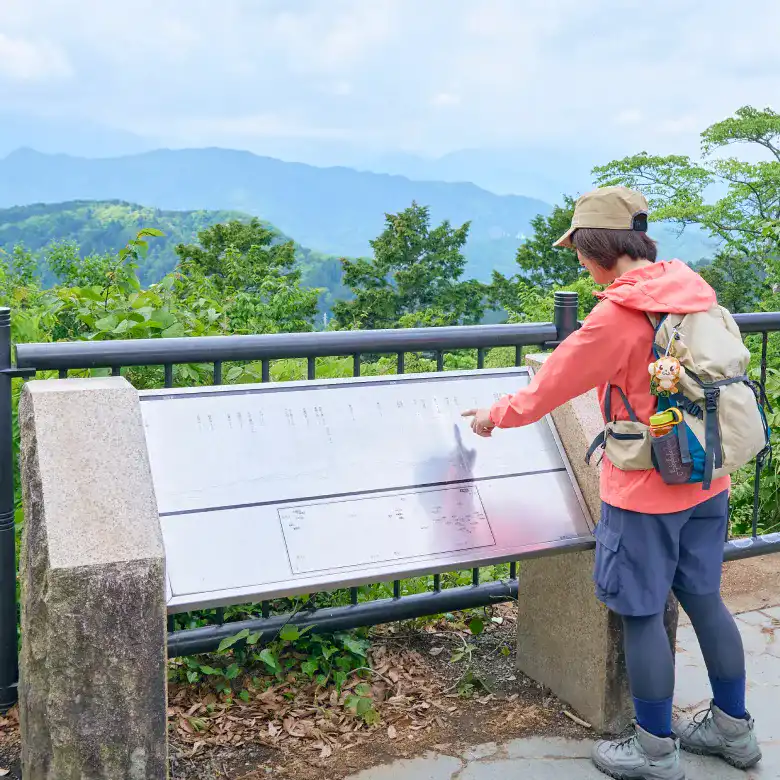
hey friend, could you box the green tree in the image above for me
[592,106,780,285]
[695,251,763,313]
[332,202,485,330]
[2,245,37,288]
[514,196,581,287]
[44,240,117,287]
[174,219,319,334]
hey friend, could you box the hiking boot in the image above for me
[591,724,684,780]
[673,702,762,770]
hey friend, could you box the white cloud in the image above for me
[263,1,399,75]
[657,116,701,136]
[431,93,461,108]
[330,81,354,96]
[615,110,643,126]
[162,113,353,143]
[0,33,72,82]
[0,0,779,166]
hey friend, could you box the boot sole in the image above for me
[592,758,685,780]
[679,743,762,770]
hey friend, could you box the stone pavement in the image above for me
[346,606,780,779]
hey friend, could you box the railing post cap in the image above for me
[554,291,579,304]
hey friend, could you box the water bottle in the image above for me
[649,408,692,485]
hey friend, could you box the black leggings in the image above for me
[622,590,745,702]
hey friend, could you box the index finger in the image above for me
[460,409,477,417]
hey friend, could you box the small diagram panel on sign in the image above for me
[280,484,495,574]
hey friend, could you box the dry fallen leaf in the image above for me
[165,638,526,766]
[0,769,9,777]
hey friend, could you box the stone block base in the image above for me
[19,378,167,779]
[516,551,679,734]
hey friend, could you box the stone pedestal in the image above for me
[19,377,167,779]
[515,355,678,734]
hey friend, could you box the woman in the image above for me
[462,186,761,780]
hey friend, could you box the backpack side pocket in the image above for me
[603,420,653,471]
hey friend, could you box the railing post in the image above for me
[553,291,579,344]
[0,307,17,709]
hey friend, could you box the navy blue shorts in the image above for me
[594,491,729,617]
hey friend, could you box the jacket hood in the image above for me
[596,260,716,314]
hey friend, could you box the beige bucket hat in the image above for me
[553,186,649,248]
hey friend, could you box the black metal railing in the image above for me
[1,293,780,702]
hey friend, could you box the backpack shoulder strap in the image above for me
[604,384,639,422]
[648,313,666,359]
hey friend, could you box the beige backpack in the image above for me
[586,306,771,488]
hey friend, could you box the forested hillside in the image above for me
[0,200,348,311]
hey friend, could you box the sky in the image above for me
[0,0,779,196]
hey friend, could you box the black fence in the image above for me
[1,292,780,707]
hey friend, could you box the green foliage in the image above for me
[174,219,320,334]
[45,240,118,287]
[0,200,349,316]
[169,622,377,719]
[0,201,251,284]
[700,105,780,159]
[332,202,486,330]
[513,196,582,287]
[694,250,764,313]
[727,357,780,539]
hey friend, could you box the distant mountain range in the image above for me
[0,113,587,200]
[354,147,598,201]
[0,147,559,280]
[0,147,719,283]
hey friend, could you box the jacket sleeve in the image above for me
[489,300,632,428]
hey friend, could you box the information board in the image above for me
[139,368,593,613]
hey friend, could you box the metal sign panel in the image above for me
[139,368,593,613]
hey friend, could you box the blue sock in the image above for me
[633,696,673,738]
[710,676,746,719]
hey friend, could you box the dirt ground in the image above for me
[168,603,593,780]
[0,556,777,780]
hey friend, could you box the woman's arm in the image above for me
[489,300,630,428]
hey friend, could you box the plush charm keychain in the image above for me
[649,355,683,395]
[649,331,684,396]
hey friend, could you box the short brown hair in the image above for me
[571,228,657,269]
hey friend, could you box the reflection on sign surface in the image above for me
[140,368,593,612]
